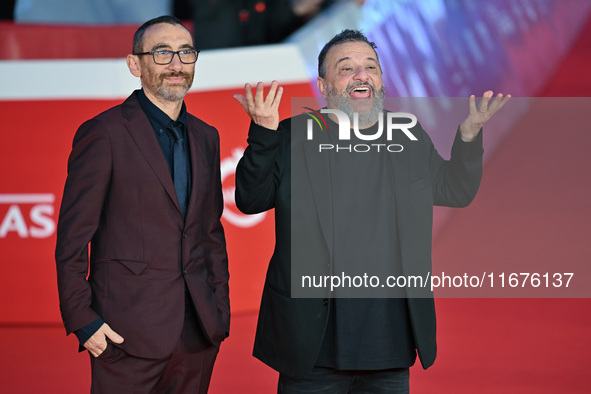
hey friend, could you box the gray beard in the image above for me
[157,83,191,102]
[327,84,386,127]
[148,70,194,103]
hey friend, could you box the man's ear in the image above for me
[127,54,141,78]
[317,77,328,98]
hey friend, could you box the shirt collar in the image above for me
[137,88,187,131]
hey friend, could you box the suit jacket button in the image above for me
[322,299,328,306]
[182,233,187,239]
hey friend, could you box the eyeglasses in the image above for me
[134,49,200,65]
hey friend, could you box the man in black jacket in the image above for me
[233,29,509,393]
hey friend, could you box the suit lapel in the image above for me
[122,93,181,215]
[302,137,333,256]
[185,118,207,223]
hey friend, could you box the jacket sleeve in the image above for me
[55,118,111,335]
[427,127,484,207]
[235,120,286,214]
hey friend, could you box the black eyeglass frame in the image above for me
[133,49,200,65]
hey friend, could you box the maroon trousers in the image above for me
[89,296,218,393]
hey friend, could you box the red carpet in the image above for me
[2,16,590,394]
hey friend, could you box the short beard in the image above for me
[156,71,193,102]
[327,81,386,127]
[142,68,194,103]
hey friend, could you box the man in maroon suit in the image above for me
[55,15,229,393]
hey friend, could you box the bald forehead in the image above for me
[140,22,194,52]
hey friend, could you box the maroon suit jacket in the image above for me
[55,91,230,359]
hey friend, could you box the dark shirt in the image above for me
[137,89,191,185]
[74,89,191,347]
[74,317,105,348]
[314,115,417,369]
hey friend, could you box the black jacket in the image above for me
[235,113,483,377]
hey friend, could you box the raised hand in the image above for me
[460,90,511,141]
[233,81,283,130]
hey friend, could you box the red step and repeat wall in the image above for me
[2,0,590,325]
